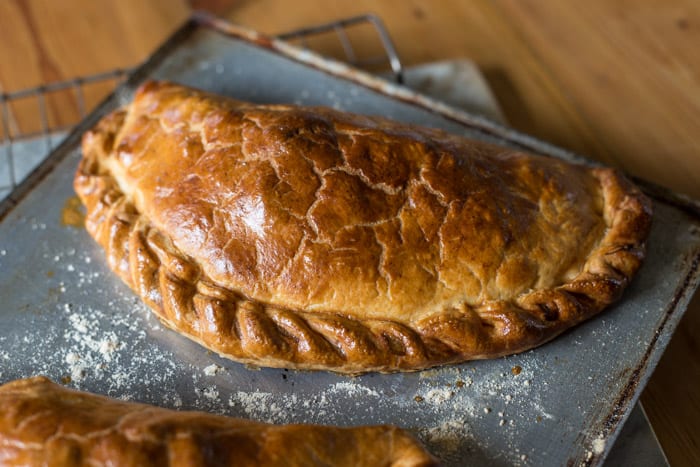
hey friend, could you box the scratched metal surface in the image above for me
[1,17,699,466]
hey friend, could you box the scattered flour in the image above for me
[419,418,472,463]
[584,434,607,463]
[204,364,223,376]
[228,391,300,423]
[592,435,606,455]
[231,391,272,411]
[197,386,220,403]
[423,388,454,405]
[328,381,380,398]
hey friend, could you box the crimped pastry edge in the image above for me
[74,104,652,374]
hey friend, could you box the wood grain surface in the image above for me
[1,0,698,465]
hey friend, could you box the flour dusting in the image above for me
[0,232,559,466]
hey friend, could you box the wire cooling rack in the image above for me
[0,14,402,200]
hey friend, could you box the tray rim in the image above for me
[1,12,699,466]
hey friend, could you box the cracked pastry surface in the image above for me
[0,377,437,466]
[74,81,652,373]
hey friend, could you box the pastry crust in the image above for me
[74,81,652,373]
[0,377,437,466]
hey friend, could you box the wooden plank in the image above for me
[496,0,700,198]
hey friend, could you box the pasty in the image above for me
[0,377,436,466]
[74,81,651,373]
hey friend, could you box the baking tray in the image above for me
[1,14,699,466]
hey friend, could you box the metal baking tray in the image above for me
[1,14,699,466]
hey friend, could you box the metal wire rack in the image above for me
[278,14,403,83]
[0,14,402,200]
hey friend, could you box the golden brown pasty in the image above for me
[74,81,651,373]
[0,377,437,466]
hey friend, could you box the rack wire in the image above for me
[0,14,402,200]
[278,14,403,83]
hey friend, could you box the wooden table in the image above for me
[1,1,698,464]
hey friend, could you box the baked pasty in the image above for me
[0,377,437,466]
[75,81,651,373]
